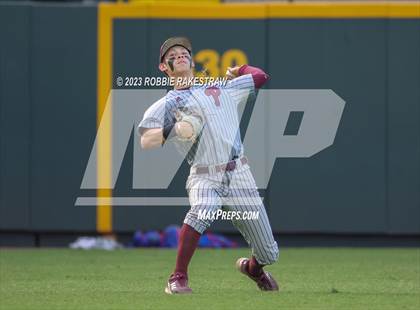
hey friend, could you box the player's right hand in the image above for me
[225,66,241,80]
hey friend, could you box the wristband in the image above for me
[163,123,177,140]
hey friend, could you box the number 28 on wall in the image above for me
[193,49,248,78]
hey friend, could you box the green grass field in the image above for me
[0,248,419,309]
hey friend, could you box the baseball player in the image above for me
[138,37,279,294]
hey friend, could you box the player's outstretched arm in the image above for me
[139,122,195,149]
[140,128,164,149]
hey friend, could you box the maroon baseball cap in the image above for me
[159,37,192,63]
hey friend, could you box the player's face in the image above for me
[159,46,194,76]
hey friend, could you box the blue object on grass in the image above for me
[144,230,162,247]
[132,225,237,248]
[162,225,180,248]
[132,230,146,247]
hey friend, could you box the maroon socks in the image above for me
[248,256,264,277]
[173,224,264,279]
[174,224,201,275]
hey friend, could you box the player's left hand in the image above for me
[225,66,241,80]
[174,121,194,140]
[174,107,204,143]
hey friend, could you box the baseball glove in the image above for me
[174,106,204,143]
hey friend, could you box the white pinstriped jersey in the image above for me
[138,71,279,265]
[138,74,255,166]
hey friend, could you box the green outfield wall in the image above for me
[0,2,419,235]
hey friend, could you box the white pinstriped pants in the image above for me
[183,161,279,265]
